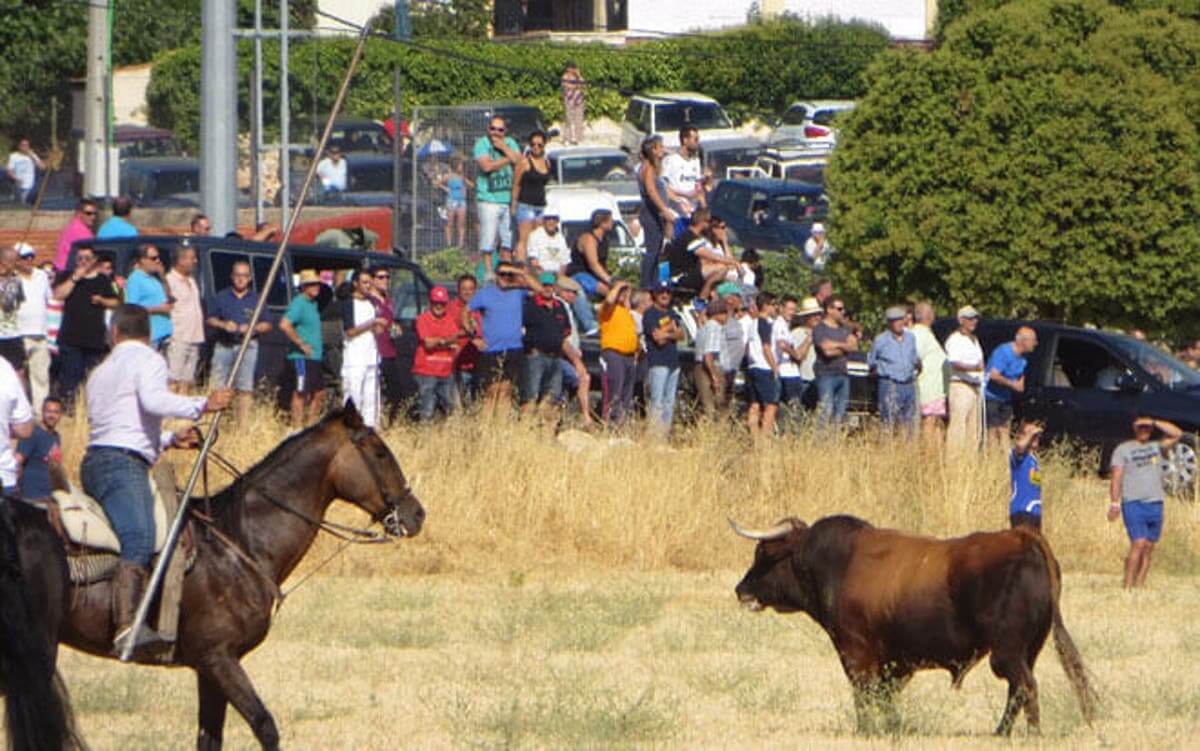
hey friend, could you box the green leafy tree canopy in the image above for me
[828,0,1200,337]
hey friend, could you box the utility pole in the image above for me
[83,0,109,199]
[392,0,410,255]
[201,0,238,235]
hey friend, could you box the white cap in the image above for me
[13,242,35,258]
[811,223,826,234]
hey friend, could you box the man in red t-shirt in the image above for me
[447,273,482,404]
[413,286,461,421]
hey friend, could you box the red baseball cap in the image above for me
[429,286,450,303]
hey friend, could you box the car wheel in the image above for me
[1163,437,1197,500]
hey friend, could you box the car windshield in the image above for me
[1111,336,1200,390]
[329,127,391,153]
[784,163,826,185]
[771,193,827,223]
[555,154,632,183]
[497,110,543,141]
[812,108,851,126]
[155,169,199,197]
[780,106,808,126]
[120,137,183,159]
[348,163,393,192]
[655,102,731,131]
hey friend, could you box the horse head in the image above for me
[329,402,425,538]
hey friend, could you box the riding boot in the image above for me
[112,561,170,659]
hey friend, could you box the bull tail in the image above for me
[1026,530,1099,725]
[0,500,83,751]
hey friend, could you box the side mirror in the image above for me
[1116,372,1143,393]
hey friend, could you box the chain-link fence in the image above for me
[407,104,551,261]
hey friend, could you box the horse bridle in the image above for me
[346,426,413,538]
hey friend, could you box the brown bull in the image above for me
[731,514,1098,735]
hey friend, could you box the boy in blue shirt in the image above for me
[1009,420,1044,529]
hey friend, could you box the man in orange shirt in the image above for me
[599,279,638,426]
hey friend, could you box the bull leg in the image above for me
[197,671,228,751]
[200,654,279,750]
[991,652,1035,736]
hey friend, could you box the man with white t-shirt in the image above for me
[525,213,570,273]
[6,138,44,205]
[661,126,705,215]
[945,305,985,454]
[14,244,50,413]
[341,271,385,427]
[0,355,34,493]
[746,293,781,440]
[778,295,819,417]
[316,146,348,194]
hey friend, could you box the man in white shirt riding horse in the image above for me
[81,304,232,654]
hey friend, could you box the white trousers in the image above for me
[23,336,50,415]
[341,364,380,427]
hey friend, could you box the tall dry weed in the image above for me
[55,404,1200,577]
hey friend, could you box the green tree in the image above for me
[829,0,1200,337]
[936,0,1200,37]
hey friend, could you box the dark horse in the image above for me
[0,404,425,750]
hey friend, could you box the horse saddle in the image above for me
[49,471,172,555]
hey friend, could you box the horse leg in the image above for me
[201,654,279,750]
[196,670,229,751]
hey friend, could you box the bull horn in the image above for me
[727,517,795,541]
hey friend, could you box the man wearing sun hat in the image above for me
[804,222,833,271]
[780,295,821,415]
[1109,416,1182,588]
[413,285,460,421]
[279,269,326,426]
[945,304,985,454]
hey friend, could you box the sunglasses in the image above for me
[831,305,845,312]
[82,210,97,216]
[374,273,390,279]
[531,141,545,147]
[489,126,506,133]
[145,255,160,261]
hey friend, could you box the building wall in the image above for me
[628,0,928,39]
[317,0,390,34]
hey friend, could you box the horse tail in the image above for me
[1027,529,1099,725]
[0,500,82,751]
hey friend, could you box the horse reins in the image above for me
[185,427,401,609]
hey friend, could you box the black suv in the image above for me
[933,318,1199,492]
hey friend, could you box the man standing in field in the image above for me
[813,295,857,428]
[642,282,684,438]
[693,296,727,417]
[868,306,921,434]
[464,261,541,418]
[945,306,985,454]
[911,302,947,439]
[598,279,638,426]
[413,286,459,422]
[165,244,205,391]
[1109,417,1182,589]
[279,270,326,427]
[206,260,272,421]
[985,326,1038,447]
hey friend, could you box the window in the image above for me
[254,255,291,307]
[769,193,828,224]
[348,162,393,192]
[152,168,200,199]
[1051,336,1127,390]
[209,251,245,294]
[784,163,826,185]
[210,250,289,307]
[781,105,809,126]
[715,184,752,219]
[654,102,732,131]
[1111,335,1200,391]
[389,267,424,321]
[812,107,852,126]
[558,154,633,184]
[624,101,640,125]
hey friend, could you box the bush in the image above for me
[147,17,891,150]
[828,0,1200,337]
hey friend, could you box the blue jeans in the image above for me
[816,373,850,426]
[210,340,259,391]
[878,379,916,432]
[521,351,563,404]
[58,344,106,406]
[477,201,513,254]
[571,291,598,334]
[647,365,681,428]
[81,447,156,565]
[415,374,455,421]
[455,369,477,405]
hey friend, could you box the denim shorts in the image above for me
[521,351,563,403]
[446,198,465,210]
[748,368,781,405]
[516,202,544,224]
[210,341,259,392]
[1122,500,1164,542]
[572,272,603,296]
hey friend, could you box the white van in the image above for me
[619,92,740,153]
[544,186,642,270]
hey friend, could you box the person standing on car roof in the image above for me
[473,116,523,281]
[984,326,1038,448]
[560,61,586,146]
[661,126,705,215]
[1109,416,1182,588]
[945,306,985,455]
[637,135,677,289]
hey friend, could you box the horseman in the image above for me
[81,304,232,655]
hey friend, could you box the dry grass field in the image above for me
[32,408,1200,747]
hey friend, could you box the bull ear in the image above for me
[341,399,364,429]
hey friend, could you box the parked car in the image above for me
[282,153,401,207]
[545,145,640,219]
[73,234,434,406]
[931,318,1200,493]
[698,135,762,181]
[120,157,203,208]
[768,100,856,151]
[620,92,739,153]
[708,178,828,254]
[0,168,80,210]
